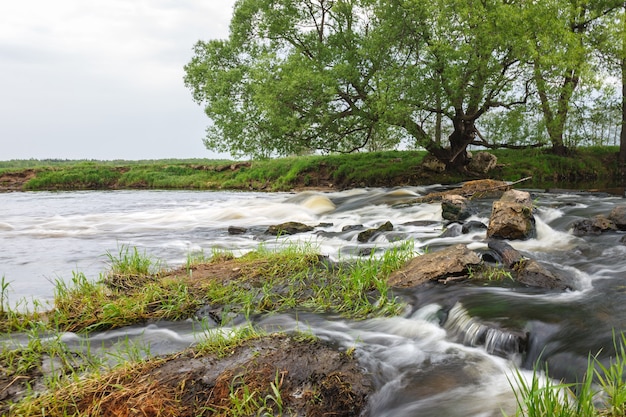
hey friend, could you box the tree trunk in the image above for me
[444,116,476,170]
[620,3,626,173]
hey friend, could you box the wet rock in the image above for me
[467,152,498,174]
[609,206,626,230]
[515,259,571,290]
[487,189,536,240]
[487,240,523,267]
[228,226,247,235]
[442,195,473,221]
[621,235,626,245]
[462,221,488,234]
[266,222,314,235]
[357,221,393,242]
[570,216,617,236]
[388,244,482,288]
[488,240,570,290]
[342,224,363,232]
[402,220,440,227]
[440,223,463,238]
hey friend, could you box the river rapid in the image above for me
[1,187,626,416]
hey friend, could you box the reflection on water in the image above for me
[1,187,626,415]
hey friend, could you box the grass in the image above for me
[491,146,620,187]
[1,242,408,334]
[3,147,621,192]
[508,332,626,417]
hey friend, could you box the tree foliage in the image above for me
[184,0,625,168]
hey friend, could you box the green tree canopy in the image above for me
[184,0,620,168]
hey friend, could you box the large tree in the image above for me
[184,0,529,168]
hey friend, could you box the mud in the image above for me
[1,335,372,416]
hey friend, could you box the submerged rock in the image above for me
[444,302,528,358]
[487,189,536,240]
[388,244,481,288]
[440,223,463,238]
[228,226,247,235]
[570,216,616,236]
[266,222,314,235]
[462,220,488,234]
[357,221,394,242]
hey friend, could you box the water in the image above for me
[1,187,626,415]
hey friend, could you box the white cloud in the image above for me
[0,0,236,160]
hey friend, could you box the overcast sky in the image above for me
[0,1,237,160]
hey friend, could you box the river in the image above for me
[1,187,625,415]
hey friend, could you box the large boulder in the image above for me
[467,152,498,174]
[487,190,536,240]
[388,244,481,288]
[441,195,473,221]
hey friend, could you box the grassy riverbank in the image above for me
[0,147,622,192]
[3,244,626,416]
[0,243,411,415]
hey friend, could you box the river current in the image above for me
[1,187,625,416]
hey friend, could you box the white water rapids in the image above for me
[1,187,625,415]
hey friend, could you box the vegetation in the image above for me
[0,148,622,193]
[184,0,624,168]
[0,243,408,335]
[0,243,406,415]
[508,333,626,417]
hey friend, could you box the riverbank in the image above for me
[0,147,623,192]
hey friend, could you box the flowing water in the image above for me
[1,187,626,415]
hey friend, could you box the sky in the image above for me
[0,1,237,160]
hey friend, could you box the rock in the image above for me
[357,221,394,242]
[422,154,446,172]
[609,206,626,230]
[266,222,314,235]
[487,190,536,240]
[402,220,440,227]
[487,240,523,267]
[570,216,617,236]
[462,221,488,234]
[467,152,498,174]
[440,223,463,238]
[515,259,571,290]
[621,235,626,245]
[228,226,247,235]
[388,244,482,288]
[441,195,473,221]
[459,179,509,198]
[488,240,570,290]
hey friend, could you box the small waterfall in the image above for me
[443,302,528,358]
